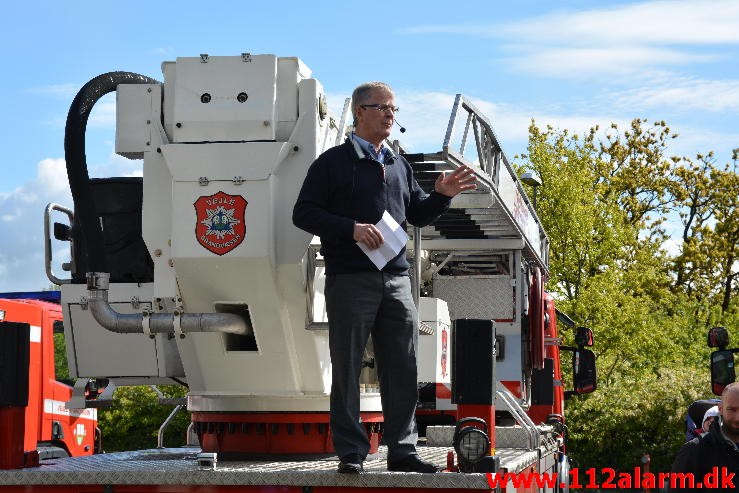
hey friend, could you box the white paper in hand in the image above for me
[357,211,409,270]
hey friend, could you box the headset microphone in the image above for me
[394,119,406,133]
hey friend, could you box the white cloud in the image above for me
[37,158,71,195]
[400,0,739,78]
[88,94,117,128]
[501,46,715,79]
[325,91,352,124]
[329,88,637,160]
[92,150,143,178]
[25,83,80,98]
[658,123,739,162]
[610,77,739,112]
[0,147,144,292]
[390,90,634,160]
[395,1,739,160]
[42,92,117,130]
[388,88,739,172]
[496,0,739,46]
[391,90,457,151]
[402,0,739,44]
[328,86,738,165]
[325,90,459,152]
[0,159,72,291]
[151,47,174,57]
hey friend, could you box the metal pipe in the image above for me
[186,422,198,446]
[86,272,251,336]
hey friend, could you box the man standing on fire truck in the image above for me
[293,82,475,474]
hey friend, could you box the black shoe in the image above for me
[337,455,363,474]
[388,454,441,473]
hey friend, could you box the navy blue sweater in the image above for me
[293,139,451,275]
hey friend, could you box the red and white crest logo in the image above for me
[194,191,247,255]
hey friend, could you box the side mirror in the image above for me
[572,348,597,395]
[710,349,736,396]
[708,326,730,349]
[575,327,594,348]
[560,325,597,398]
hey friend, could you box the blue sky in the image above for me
[1,0,738,291]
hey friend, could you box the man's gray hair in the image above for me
[351,82,394,126]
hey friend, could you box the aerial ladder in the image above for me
[0,53,596,492]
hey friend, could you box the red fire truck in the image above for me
[0,53,597,492]
[0,292,98,467]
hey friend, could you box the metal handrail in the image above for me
[304,245,328,330]
[442,94,507,180]
[157,404,184,448]
[44,203,74,285]
[496,382,540,450]
[335,98,352,146]
[440,94,549,268]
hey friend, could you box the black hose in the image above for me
[64,72,160,275]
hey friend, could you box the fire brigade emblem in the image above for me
[194,192,247,255]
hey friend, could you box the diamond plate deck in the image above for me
[0,445,545,488]
[433,276,513,320]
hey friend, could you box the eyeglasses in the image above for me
[360,104,399,113]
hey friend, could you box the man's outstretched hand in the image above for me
[435,165,477,197]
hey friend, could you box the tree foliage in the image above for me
[53,333,71,383]
[672,154,738,317]
[98,385,189,452]
[517,119,737,473]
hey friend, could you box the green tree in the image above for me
[97,385,189,452]
[672,154,738,322]
[701,166,738,314]
[595,119,678,240]
[53,333,71,383]
[522,124,630,301]
[672,155,714,295]
[517,120,714,474]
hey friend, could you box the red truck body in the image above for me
[0,294,97,459]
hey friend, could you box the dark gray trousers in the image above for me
[325,272,419,462]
